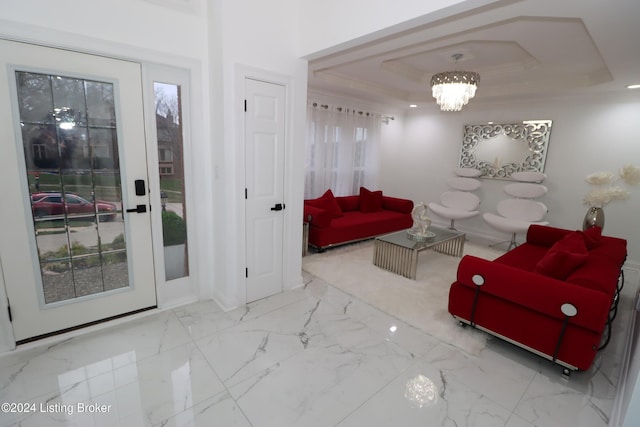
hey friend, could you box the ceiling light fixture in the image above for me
[430,53,480,112]
[626,84,640,89]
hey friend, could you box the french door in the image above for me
[0,39,156,342]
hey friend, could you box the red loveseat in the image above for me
[304,188,414,250]
[449,224,626,374]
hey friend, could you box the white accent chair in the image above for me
[510,171,547,183]
[428,168,482,230]
[483,172,549,250]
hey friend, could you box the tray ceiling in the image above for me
[307,0,640,109]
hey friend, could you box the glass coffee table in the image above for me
[373,226,465,279]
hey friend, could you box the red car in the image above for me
[31,192,117,221]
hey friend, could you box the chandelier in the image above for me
[430,53,480,112]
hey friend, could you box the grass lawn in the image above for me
[27,172,184,203]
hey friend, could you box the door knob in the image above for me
[270,203,285,211]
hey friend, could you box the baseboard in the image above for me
[211,290,240,312]
[287,273,306,290]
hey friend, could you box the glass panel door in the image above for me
[0,39,156,342]
[154,82,189,281]
[17,71,128,303]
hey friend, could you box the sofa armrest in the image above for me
[303,204,332,228]
[526,224,572,247]
[382,196,414,214]
[455,255,611,332]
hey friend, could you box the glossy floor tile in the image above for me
[0,270,635,426]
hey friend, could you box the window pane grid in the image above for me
[16,70,128,304]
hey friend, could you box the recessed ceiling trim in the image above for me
[302,0,516,62]
[308,3,636,107]
[379,61,425,84]
[380,39,541,86]
[314,70,410,100]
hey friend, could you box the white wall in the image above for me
[0,0,207,58]
[380,95,640,266]
[207,0,308,309]
[296,0,499,58]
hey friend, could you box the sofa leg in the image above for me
[561,367,572,379]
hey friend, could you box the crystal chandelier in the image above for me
[430,53,480,112]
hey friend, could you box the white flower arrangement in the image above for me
[583,164,640,207]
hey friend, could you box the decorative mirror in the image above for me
[459,120,552,179]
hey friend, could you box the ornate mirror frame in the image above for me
[459,120,552,179]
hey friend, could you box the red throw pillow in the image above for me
[535,232,589,280]
[580,226,602,250]
[359,187,383,212]
[306,190,343,218]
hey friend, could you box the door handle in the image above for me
[126,204,147,213]
[270,203,285,211]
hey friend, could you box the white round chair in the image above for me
[510,171,547,183]
[483,175,549,250]
[428,168,482,230]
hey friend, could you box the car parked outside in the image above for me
[31,192,117,221]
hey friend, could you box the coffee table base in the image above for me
[373,233,465,279]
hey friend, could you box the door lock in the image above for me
[126,204,147,213]
[270,203,285,211]
[134,179,146,196]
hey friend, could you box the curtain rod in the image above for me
[310,102,374,116]
[309,102,393,122]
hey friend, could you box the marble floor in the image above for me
[0,271,635,427]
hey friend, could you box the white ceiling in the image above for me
[307,0,640,110]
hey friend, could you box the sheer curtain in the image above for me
[304,102,381,199]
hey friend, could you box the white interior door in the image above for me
[0,39,156,342]
[245,78,286,303]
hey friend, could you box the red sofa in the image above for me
[304,188,414,250]
[449,224,626,374]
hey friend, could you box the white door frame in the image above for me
[234,65,297,307]
[142,64,198,309]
